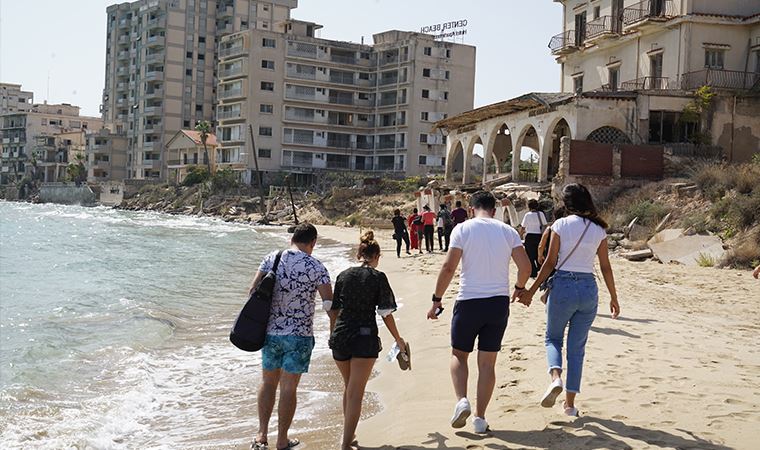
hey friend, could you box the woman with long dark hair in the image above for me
[518,183,620,417]
[391,209,411,257]
[520,199,548,278]
[328,231,407,449]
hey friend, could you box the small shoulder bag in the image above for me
[539,221,591,293]
[230,250,283,352]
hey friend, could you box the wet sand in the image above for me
[318,225,760,450]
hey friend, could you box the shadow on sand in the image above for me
[359,416,730,450]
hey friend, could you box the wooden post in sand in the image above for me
[247,124,268,218]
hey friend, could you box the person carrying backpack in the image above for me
[437,203,454,252]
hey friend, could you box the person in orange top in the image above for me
[421,205,438,253]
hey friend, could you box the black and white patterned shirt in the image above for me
[258,249,331,337]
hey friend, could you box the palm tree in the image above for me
[195,120,212,173]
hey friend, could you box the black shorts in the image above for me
[451,296,509,353]
[331,334,381,361]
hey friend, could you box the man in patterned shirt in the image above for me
[250,223,334,450]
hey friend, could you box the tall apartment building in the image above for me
[86,130,129,182]
[1,83,34,115]
[213,19,476,183]
[549,0,760,93]
[0,103,103,185]
[101,0,297,181]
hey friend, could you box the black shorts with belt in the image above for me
[451,296,510,352]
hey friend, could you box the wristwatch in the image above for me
[514,284,526,290]
[432,294,442,303]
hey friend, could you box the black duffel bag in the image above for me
[230,250,283,351]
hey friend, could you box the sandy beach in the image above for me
[317,225,760,450]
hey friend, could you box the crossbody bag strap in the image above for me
[538,212,545,231]
[271,250,284,275]
[555,220,592,271]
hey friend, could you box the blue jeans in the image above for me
[545,270,598,393]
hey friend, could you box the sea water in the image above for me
[0,201,354,449]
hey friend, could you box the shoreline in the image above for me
[317,225,760,450]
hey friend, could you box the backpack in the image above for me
[439,209,453,227]
[412,214,423,225]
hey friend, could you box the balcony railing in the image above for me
[619,76,674,91]
[328,95,354,106]
[330,54,356,65]
[218,88,243,99]
[146,35,165,47]
[329,73,355,85]
[219,66,245,78]
[623,0,677,27]
[217,110,244,120]
[219,45,245,58]
[548,30,579,54]
[586,16,621,40]
[680,69,760,91]
[145,53,163,63]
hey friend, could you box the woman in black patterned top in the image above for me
[328,230,406,450]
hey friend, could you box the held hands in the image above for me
[427,301,442,320]
[511,288,533,307]
[609,297,621,319]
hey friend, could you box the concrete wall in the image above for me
[710,95,760,163]
[98,182,125,206]
[39,183,97,205]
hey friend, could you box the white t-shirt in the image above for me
[551,215,608,273]
[449,217,523,301]
[521,211,547,235]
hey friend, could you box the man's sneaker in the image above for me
[450,398,471,428]
[472,416,489,434]
[540,378,563,408]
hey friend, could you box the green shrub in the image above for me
[210,168,240,193]
[182,166,209,186]
[696,252,716,267]
[625,199,669,227]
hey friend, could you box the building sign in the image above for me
[420,19,468,40]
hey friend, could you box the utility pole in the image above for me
[247,124,268,217]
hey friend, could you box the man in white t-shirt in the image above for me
[427,191,531,434]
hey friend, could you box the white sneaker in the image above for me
[562,401,579,417]
[450,398,471,428]
[540,378,563,408]
[472,416,489,434]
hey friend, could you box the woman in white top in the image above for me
[520,199,548,278]
[518,183,620,417]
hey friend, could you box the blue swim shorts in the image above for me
[261,334,316,374]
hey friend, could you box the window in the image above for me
[258,148,272,158]
[259,126,272,136]
[262,38,276,48]
[418,155,427,165]
[650,52,663,79]
[445,70,450,80]
[445,49,451,58]
[260,104,273,113]
[198,53,205,60]
[419,133,428,143]
[262,4,269,11]
[704,49,725,69]
[195,104,203,112]
[422,89,430,99]
[608,66,620,91]
[360,52,370,60]
[649,111,697,144]
[260,81,274,91]
[423,68,431,77]
[198,36,205,43]
[575,12,587,45]
[184,120,191,127]
[186,51,193,58]
[423,47,432,56]
[421,112,429,121]
[755,50,760,73]
[261,60,275,70]
[186,68,192,76]
[443,91,449,100]
[262,21,269,29]
[573,75,584,94]
[593,6,600,19]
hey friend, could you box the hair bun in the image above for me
[360,230,375,244]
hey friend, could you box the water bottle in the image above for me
[386,342,400,362]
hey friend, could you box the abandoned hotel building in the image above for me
[439,0,760,191]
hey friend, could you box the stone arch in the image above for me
[514,123,541,182]
[544,117,572,180]
[484,122,514,182]
[464,135,484,184]
[446,139,465,182]
[586,126,632,144]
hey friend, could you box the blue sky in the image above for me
[0,0,562,117]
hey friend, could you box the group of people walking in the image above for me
[247,183,620,449]
[391,201,469,257]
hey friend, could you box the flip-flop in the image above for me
[396,342,411,370]
[251,441,268,450]
[277,438,300,450]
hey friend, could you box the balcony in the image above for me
[328,94,354,106]
[680,69,760,91]
[330,53,356,65]
[146,35,165,47]
[623,0,678,27]
[145,70,164,81]
[142,159,161,169]
[376,140,404,150]
[586,16,621,41]
[143,105,163,115]
[145,53,163,63]
[117,51,129,61]
[329,72,355,85]
[116,82,127,91]
[116,98,128,106]
[217,110,244,120]
[144,88,163,99]
[619,76,675,91]
[219,45,245,59]
[549,30,580,55]
[91,160,111,170]
[147,17,166,29]
[218,87,244,100]
[218,5,234,18]
[219,63,246,79]
[116,67,128,77]
[118,35,130,45]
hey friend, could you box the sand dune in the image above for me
[318,226,760,450]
